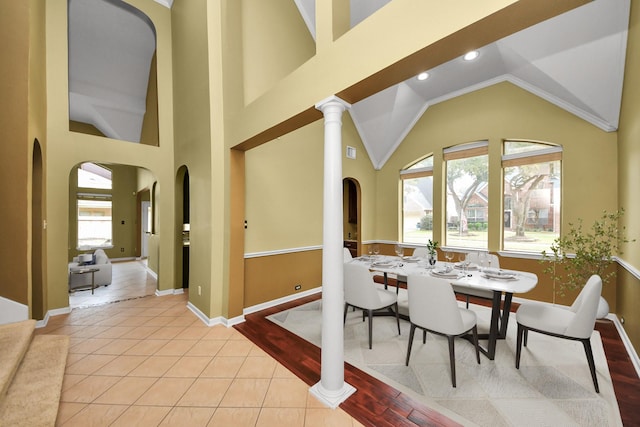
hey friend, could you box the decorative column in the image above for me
[309,96,356,408]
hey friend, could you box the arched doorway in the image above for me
[31,140,45,320]
[176,166,190,289]
[343,178,361,257]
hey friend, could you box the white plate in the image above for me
[430,269,459,278]
[483,271,516,280]
[372,262,394,268]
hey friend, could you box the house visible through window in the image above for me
[401,156,434,244]
[77,163,113,249]
[503,140,561,252]
[445,141,489,249]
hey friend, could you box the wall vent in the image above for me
[346,146,356,159]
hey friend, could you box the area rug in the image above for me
[268,297,623,427]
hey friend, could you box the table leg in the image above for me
[499,292,514,338]
[91,271,96,295]
[485,290,502,360]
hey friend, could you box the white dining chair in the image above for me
[405,274,480,387]
[515,274,602,393]
[343,247,353,262]
[344,262,400,349]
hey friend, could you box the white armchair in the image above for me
[515,274,603,393]
[343,262,400,349]
[405,274,480,387]
[68,249,112,291]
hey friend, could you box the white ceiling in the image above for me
[68,0,629,164]
[296,0,630,169]
[68,0,156,143]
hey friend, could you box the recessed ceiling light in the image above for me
[463,50,479,61]
[417,72,429,81]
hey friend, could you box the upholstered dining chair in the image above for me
[344,262,400,349]
[405,274,480,387]
[515,274,603,393]
[343,247,353,262]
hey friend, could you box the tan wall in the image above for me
[617,0,640,355]
[241,0,315,105]
[376,82,619,306]
[0,1,30,305]
[244,81,621,308]
[171,0,216,316]
[244,250,322,308]
[44,0,176,311]
[243,111,375,306]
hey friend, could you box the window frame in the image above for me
[501,141,562,253]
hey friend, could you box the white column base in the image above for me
[309,381,356,409]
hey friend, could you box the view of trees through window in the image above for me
[402,157,433,244]
[77,163,113,249]
[401,140,561,253]
[445,142,489,249]
[503,141,561,252]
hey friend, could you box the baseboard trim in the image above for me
[155,288,183,297]
[243,286,322,316]
[608,313,640,378]
[36,306,72,328]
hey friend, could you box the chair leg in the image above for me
[472,325,480,364]
[465,295,470,309]
[394,303,400,335]
[422,330,426,344]
[516,323,524,369]
[582,338,600,393]
[406,324,416,365]
[343,303,349,325]
[367,309,373,349]
[523,328,528,347]
[447,336,457,387]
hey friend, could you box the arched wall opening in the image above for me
[31,140,45,320]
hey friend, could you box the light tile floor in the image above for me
[40,261,363,426]
[68,260,157,309]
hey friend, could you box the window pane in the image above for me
[504,140,555,155]
[503,160,560,252]
[402,175,433,244]
[78,199,112,248]
[408,156,433,169]
[78,163,112,189]
[446,154,488,249]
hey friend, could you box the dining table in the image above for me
[350,255,538,360]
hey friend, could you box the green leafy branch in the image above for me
[541,209,633,297]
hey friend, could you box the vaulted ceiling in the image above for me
[68,0,629,169]
[295,0,630,169]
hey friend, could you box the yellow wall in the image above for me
[243,81,620,308]
[241,0,315,105]
[617,0,640,354]
[44,0,177,311]
[0,1,30,305]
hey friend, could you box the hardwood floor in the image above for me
[234,291,640,427]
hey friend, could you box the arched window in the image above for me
[502,140,562,252]
[401,156,434,244]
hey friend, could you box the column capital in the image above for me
[315,95,351,113]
